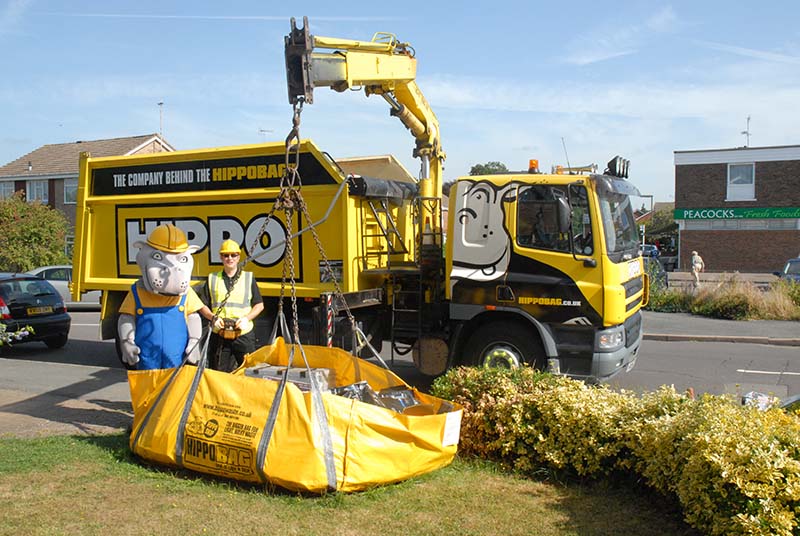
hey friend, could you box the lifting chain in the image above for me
[206,97,363,356]
[273,98,360,348]
[203,102,305,339]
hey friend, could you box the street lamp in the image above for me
[639,195,654,245]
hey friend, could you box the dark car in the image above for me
[774,258,800,283]
[639,244,660,258]
[0,273,71,349]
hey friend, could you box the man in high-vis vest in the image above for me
[197,239,264,372]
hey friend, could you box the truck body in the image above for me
[72,18,647,381]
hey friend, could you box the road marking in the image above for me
[737,369,800,376]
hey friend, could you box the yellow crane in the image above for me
[285,16,445,202]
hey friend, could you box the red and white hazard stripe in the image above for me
[326,294,333,347]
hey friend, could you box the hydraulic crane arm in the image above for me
[285,16,444,200]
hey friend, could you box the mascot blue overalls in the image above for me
[117,224,204,370]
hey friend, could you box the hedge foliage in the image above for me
[646,276,800,320]
[432,367,800,536]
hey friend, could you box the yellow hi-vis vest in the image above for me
[208,271,254,335]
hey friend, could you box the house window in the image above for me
[64,178,78,204]
[26,179,49,203]
[727,163,755,201]
[0,181,14,200]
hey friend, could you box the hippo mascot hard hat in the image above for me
[117,224,204,370]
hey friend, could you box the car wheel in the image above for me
[44,333,68,349]
[463,321,546,371]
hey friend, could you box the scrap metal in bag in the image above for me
[245,364,335,391]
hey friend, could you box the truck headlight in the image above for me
[597,327,625,351]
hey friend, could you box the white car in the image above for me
[26,265,101,310]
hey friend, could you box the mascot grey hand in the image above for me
[117,223,202,370]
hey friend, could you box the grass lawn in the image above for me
[0,434,699,536]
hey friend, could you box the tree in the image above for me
[643,206,678,253]
[469,161,508,176]
[442,180,456,196]
[0,192,70,272]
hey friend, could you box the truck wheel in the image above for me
[464,322,545,370]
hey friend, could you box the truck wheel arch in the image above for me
[450,309,557,366]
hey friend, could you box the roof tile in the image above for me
[0,134,173,178]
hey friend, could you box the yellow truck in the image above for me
[72,18,647,382]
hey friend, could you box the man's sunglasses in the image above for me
[221,253,239,258]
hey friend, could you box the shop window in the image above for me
[727,163,755,201]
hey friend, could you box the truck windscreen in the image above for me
[598,190,639,260]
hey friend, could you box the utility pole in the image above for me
[740,115,751,147]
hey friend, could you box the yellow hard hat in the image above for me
[147,224,189,253]
[219,239,241,255]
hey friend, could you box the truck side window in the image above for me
[569,185,593,256]
[517,185,593,255]
[517,185,567,252]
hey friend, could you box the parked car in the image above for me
[639,244,660,258]
[774,258,800,283]
[0,273,71,348]
[26,265,101,310]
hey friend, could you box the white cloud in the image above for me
[694,40,800,65]
[0,0,32,36]
[563,5,678,65]
[37,12,399,22]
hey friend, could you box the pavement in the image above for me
[642,310,800,346]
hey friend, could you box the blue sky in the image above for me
[2,1,799,203]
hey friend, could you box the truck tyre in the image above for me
[463,321,546,371]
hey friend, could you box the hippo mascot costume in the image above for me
[117,223,204,370]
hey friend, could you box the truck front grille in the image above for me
[624,311,642,348]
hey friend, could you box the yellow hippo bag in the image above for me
[127,337,462,493]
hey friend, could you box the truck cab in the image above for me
[443,160,645,381]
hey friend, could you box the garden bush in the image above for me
[433,366,800,535]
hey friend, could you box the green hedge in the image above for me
[646,278,800,320]
[432,367,800,536]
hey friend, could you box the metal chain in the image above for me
[273,99,305,343]
[282,199,301,344]
[202,101,308,350]
[273,97,359,346]
[296,189,357,329]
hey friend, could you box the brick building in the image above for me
[673,145,800,272]
[0,134,174,255]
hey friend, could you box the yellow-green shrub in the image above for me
[433,367,637,476]
[433,367,800,536]
[637,395,800,536]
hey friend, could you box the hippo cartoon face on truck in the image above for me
[450,179,518,283]
[134,223,201,295]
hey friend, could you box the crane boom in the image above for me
[284,16,444,200]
